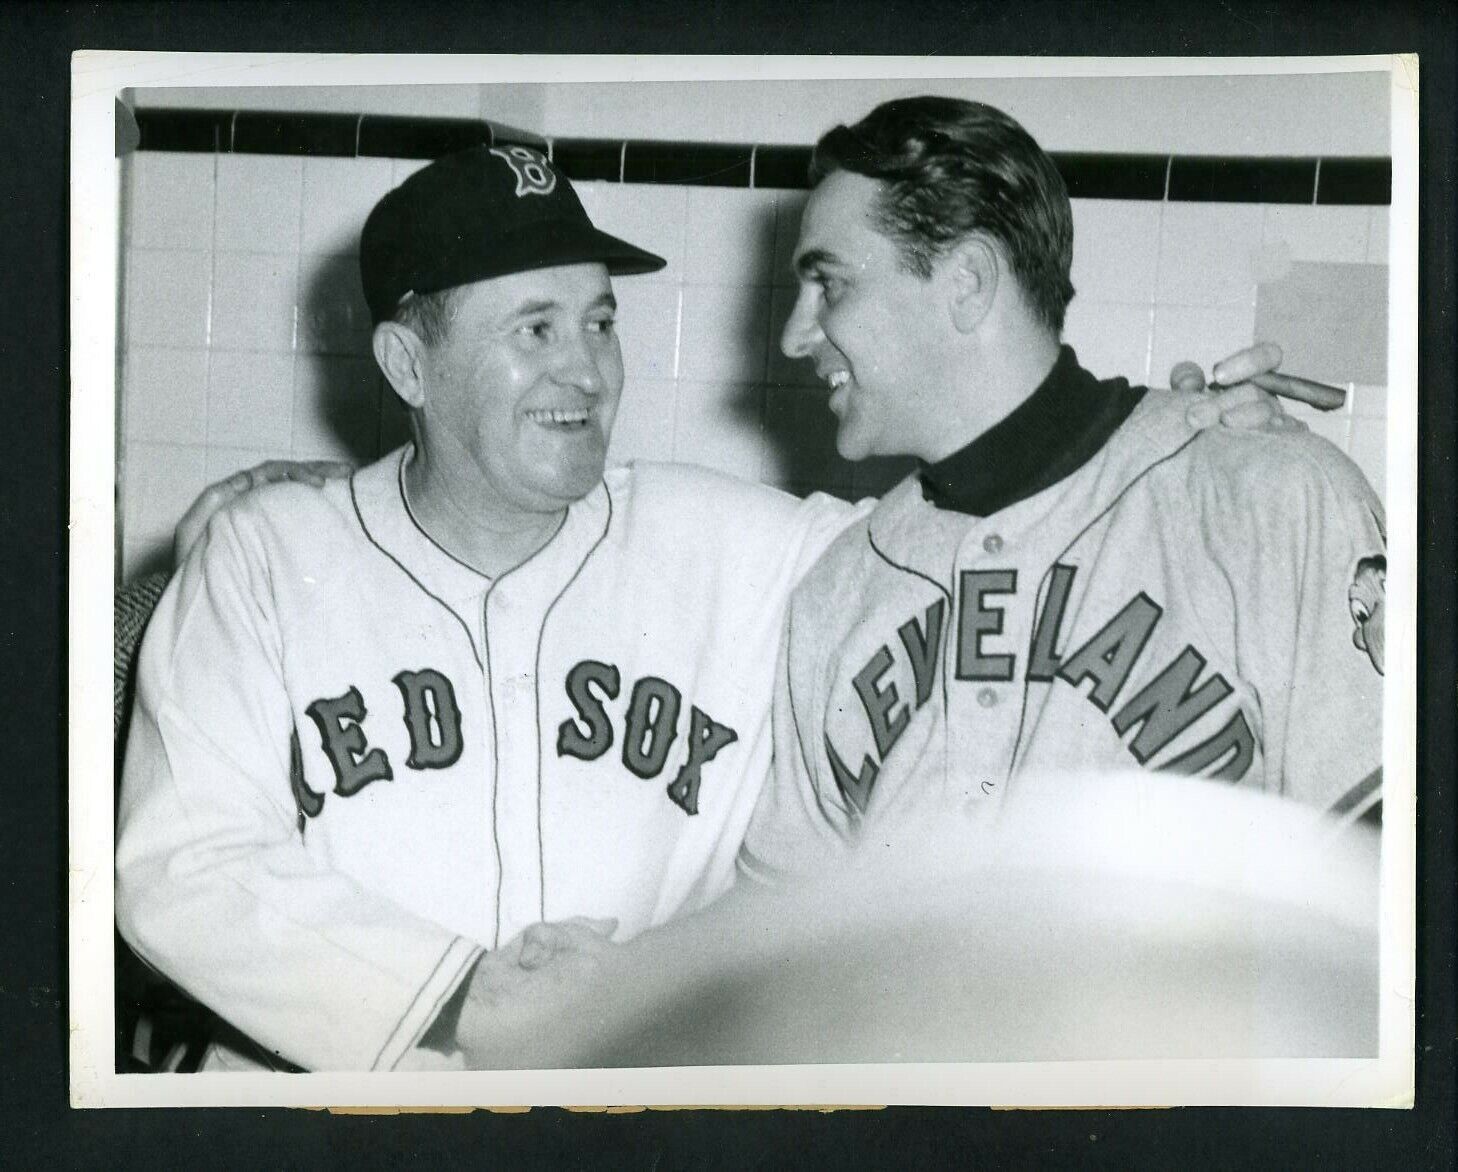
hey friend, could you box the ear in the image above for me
[946,235,999,335]
[372,321,429,410]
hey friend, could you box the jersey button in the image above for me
[977,687,999,708]
[982,533,1004,554]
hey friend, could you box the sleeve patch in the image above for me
[1348,555,1386,676]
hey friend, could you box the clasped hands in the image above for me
[446,916,620,1070]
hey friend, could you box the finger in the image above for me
[560,916,619,939]
[280,460,353,486]
[1206,381,1265,410]
[255,460,321,487]
[518,924,558,970]
[1185,398,1220,429]
[547,923,619,955]
[1250,371,1346,411]
[238,461,291,489]
[1168,361,1207,394]
[1218,399,1276,430]
[304,460,355,480]
[1211,341,1283,386]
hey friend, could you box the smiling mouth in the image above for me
[525,407,593,429]
[824,370,850,391]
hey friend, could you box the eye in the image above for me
[1350,600,1370,624]
[817,274,846,304]
[587,315,616,337]
[519,320,553,343]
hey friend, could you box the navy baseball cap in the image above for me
[360,144,666,324]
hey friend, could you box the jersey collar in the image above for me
[919,345,1147,517]
[350,446,610,607]
[868,389,1209,584]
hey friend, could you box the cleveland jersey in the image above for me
[116,450,860,1071]
[740,391,1387,878]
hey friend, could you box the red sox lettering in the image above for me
[556,660,740,815]
[300,668,465,809]
[296,661,740,820]
[826,563,1256,816]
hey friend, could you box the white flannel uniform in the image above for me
[117,449,859,1071]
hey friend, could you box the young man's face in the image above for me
[781,169,958,462]
[418,262,624,515]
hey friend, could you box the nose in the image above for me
[780,285,823,360]
[555,331,609,396]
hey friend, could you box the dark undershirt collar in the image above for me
[919,345,1147,517]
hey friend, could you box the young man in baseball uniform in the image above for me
[115,139,1323,1073]
[739,97,1387,880]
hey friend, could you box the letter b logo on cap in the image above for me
[490,146,557,197]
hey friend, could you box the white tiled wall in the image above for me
[117,151,1392,579]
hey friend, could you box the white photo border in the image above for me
[70,51,1417,1110]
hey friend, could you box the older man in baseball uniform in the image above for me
[115,145,866,1073]
[116,139,1320,1073]
[740,97,1387,879]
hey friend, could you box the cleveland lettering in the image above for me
[826,563,1256,812]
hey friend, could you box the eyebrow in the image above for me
[793,247,841,278]
[510,292,618,318]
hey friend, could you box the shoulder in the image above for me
[606,460,803,515]
[604,460,860,543]
[210,463,368,547]
[1152,423,1387,567]
[1181,423,1381,516]
[789,483,896,607]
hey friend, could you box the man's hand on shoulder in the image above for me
[1172,342,1347,433]
[450,917,617,1070]
[173,459,354,567]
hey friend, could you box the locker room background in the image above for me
[115,74,1393,581]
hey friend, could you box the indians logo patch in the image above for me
[1348,555,1386,675]
[490,146,557,197]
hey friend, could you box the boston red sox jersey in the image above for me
[740,390,1387,878]
[116,449,859,1071]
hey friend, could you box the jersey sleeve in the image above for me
[1208,440,1387,815]
[737,589,858,884]
[785,490,873,582]
[115,511,483,1072]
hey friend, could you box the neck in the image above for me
[403,440,565,579]
[925,319,1061,463]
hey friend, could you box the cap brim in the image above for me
[424,220,666,295]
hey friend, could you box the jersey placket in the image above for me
[481,579,544,948]
[945,513,1030,819]
[477,486,611,948]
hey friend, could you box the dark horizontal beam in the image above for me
[128,108,1392,206]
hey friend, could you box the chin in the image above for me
[522,435,609,504]
[835,435,882,464]
[534,460,608,507]
[832,423,871,463]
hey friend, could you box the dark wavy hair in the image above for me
[810,96,1075,333]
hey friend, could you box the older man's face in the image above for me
[418,262,623,515]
